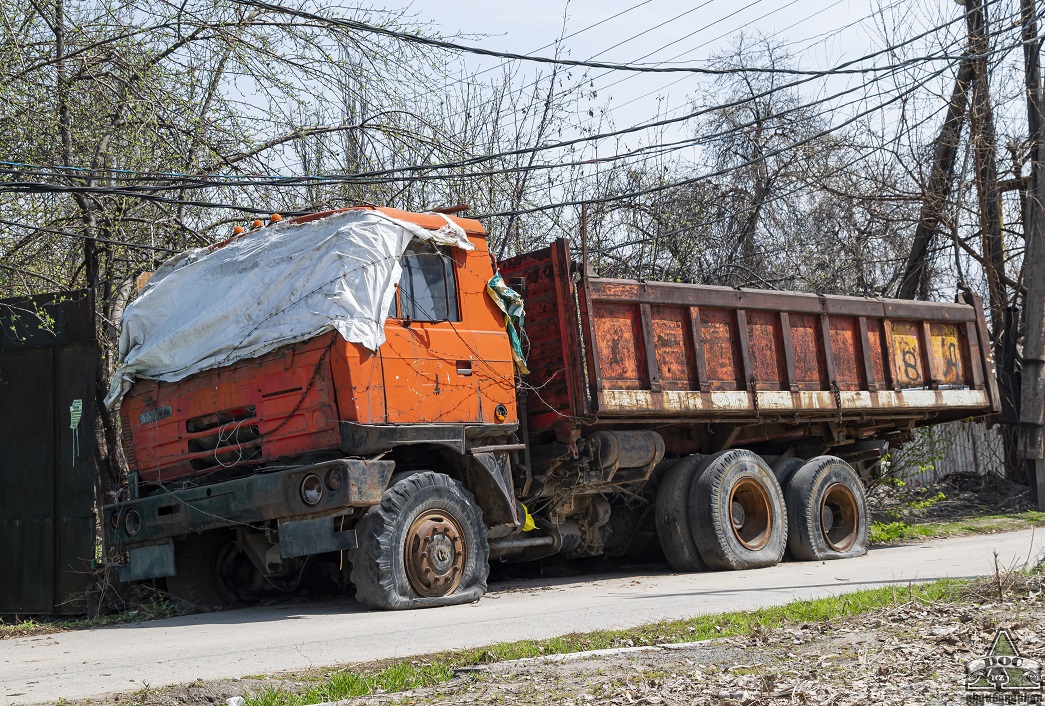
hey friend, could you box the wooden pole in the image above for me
[1018,0,1045,507]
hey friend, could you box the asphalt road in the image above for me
[3,528,1043,705]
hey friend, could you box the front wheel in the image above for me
[350,471,489,610]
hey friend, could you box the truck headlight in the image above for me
[300,474,323,506]
[326,467,343,491]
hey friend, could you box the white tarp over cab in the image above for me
[105,209,473,408]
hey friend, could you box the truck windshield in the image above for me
[394,241,460,322]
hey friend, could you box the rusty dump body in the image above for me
[500,238,998,459]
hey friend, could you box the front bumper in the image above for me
[104,458,394,550]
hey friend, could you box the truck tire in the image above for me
[785,456,869,561]
[654,454,708,572]
[165,530,255,610]
[770,457,805,491]
[688,450,787,571]
[350,471,489,610]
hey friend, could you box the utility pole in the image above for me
[1019,0,1045,508]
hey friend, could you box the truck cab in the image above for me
[107,207,523,609]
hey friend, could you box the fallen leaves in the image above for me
[329,587,1045,706]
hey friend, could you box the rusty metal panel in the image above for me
[746,309,786,390]
[123,333,342,483]
[962,290,1000,412]
[650,305,691,390]
[505,239,995,446]
[550,239,590,416]
[499,245,575,428]
[587,277,978,321]
[686,307,711,392]
[0,291,96,615]
[890,320,927,388]
[638,303,662,392]
[829,317,862,390]
[928,322,965,386]
[866,319,888,388]
[701,308,741,390]
[789,313,823,389]
[594,302,645,390]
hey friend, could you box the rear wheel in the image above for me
[350,471,489,610]
[166,530,260,610]
[785,456,869,561]
[654,455,708,572]
[688,450,787,570]
[770,456,806,490]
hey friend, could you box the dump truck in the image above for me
[104,206,999,610]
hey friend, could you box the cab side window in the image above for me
[393,240,460,322]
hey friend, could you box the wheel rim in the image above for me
[820,483,860,551]
[214,540,259,604]
[404,510,467,597]
[728,477,772,551]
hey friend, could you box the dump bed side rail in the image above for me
[503,239,998,435]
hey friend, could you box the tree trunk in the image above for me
[966,0,1007,355]
[54,0,127,513]
[897,59,973,300]
[966,0,1026,484]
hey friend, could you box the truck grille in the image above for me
[186,405,262,471]
[186,405,256,432]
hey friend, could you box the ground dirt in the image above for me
[59,573,1045,706]
[318,576,1045,706]
[868,472,1037,525]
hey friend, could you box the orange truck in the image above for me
[104,206,999,610]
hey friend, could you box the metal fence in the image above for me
[0,291,97,615]
[888,418,1006,488]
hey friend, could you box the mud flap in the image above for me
[465,451,520,527]
[278,516,358,559]
[119,540,175,582]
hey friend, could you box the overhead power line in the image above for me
[1,0,1009,201]
[0,38,989,221]
[227,0,991,77]
[0,219,181,253]
[0,34,979,191]
[1,0,1028,240]
[470,46,998,219]
[1,13,1019,197]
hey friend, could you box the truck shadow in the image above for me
[103,558,981,632]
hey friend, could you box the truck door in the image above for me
[380,240,482,423]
